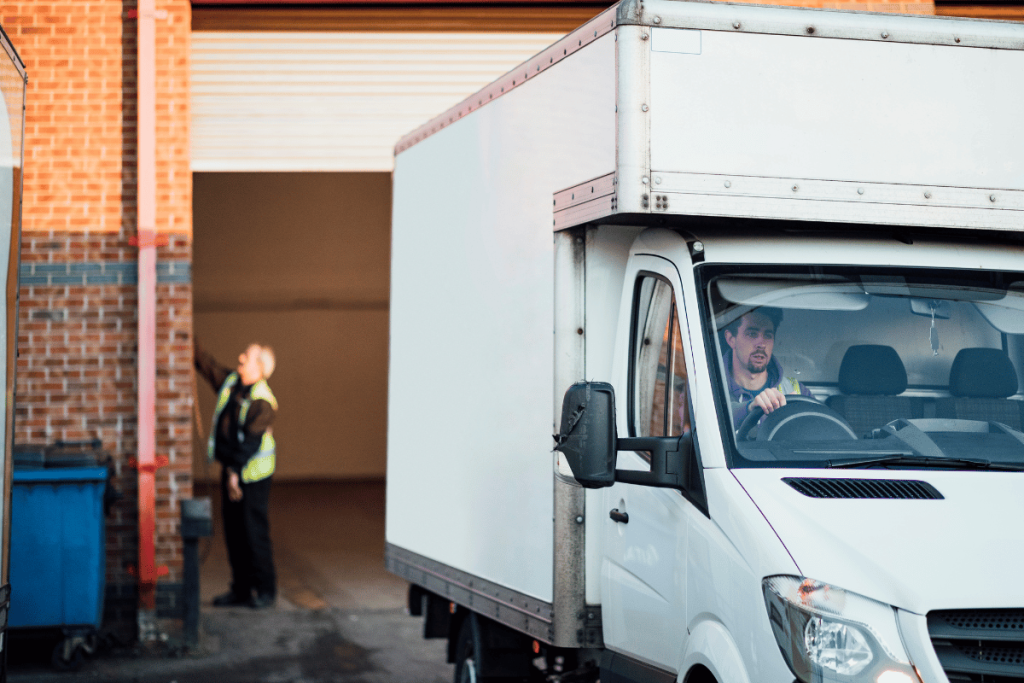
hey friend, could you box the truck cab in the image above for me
[568,225,1024,683]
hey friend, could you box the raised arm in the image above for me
[194,338,231,391]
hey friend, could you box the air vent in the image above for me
[783,477,943,500]
[929,609,1024,680]
[932,610,1024,636]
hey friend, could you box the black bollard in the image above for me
[180,498,213,648]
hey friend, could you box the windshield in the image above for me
[700,265,1024,471]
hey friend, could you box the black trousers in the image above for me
[221,468,276,598]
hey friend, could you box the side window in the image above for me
[632,275,691,438]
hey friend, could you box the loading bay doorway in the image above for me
[187,0,604,621]
[192,172,400,611]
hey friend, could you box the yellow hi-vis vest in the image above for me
[778,376,802,395]
[207,372,278,484]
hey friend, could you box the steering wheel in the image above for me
[737,394,857,442]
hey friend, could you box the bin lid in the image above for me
[13,466,108,483]
[13,440,106,470]
[45,439,105,468]
[12,448,45,470]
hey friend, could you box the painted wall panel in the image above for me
[193,308,389,481]
[192,172,391,481]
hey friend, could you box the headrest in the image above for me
[838,345,908,395]
[949,348,1018,398]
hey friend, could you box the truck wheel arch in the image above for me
[683,664,717,683]
[679,619,752,683]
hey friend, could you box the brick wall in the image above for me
[5,0,192,636]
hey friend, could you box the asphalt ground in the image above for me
[9,606,453,683]
[8,481,455,683]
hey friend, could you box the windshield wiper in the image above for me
[829,454,1024,471]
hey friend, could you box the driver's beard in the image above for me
[745,357,768,374]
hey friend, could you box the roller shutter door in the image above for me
[191,31,564,172]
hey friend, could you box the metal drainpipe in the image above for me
[135,0,160,639]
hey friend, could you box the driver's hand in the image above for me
[751,388,787,415]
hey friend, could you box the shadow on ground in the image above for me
[10,606,452,683]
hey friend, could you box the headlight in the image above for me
[763,576,920,683]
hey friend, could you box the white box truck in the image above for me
[385,2,1024,682]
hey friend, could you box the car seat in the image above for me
[935,348,1023,429]
[826,344,924,437]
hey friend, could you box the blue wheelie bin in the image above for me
[9,445,108,670]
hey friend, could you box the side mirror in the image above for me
[553,381,617,488]
[554,381,690,490]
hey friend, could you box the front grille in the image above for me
[929,609,1024,681]
[782,477,943,499]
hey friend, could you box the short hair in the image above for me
[724,307,783,337]
[255,344,276,379]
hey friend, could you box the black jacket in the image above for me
[194,347,276,476]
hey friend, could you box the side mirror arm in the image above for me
[616,436,689,490]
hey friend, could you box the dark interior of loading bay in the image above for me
[191,172,404,612]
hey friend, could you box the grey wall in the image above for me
[192,172,391,480]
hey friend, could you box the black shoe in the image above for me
[213,591,251,607]
[249,593,275,609]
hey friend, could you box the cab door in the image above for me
[600,252,705,675]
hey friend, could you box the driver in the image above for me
[723,307,812,430]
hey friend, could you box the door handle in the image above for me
[609,508,629,524]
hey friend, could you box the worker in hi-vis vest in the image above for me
[195,340,279,609]
[722,306,812,431]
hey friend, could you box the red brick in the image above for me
[14,0,192,631]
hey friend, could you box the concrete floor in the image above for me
[9,480,455,683]
[198,480,409,611]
